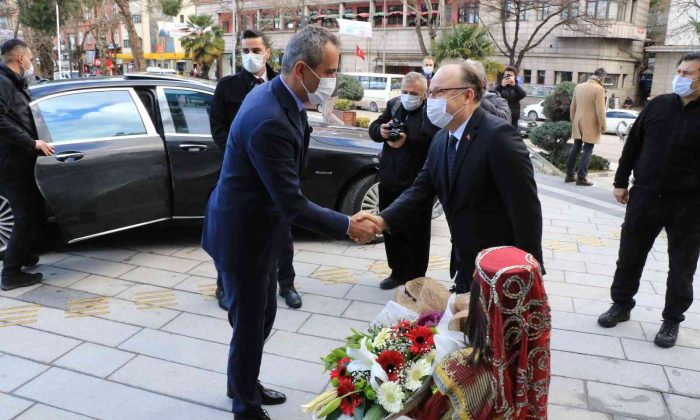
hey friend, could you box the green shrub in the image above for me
[334,98,355,111]
[338,74,364,101]
[355,117,370,128]
[529,121,572,156]
[543,81,576,122]
[540,148,611,172]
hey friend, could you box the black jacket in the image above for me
[495,83,527,116]
[0,64,38,176]
[369,97,439,190]
[209,64,278,150]
[614,93,700,194]
[380,107,544,275]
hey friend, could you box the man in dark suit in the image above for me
[209,29,301,310]
[202,26,380,420]
[358,63,543,293]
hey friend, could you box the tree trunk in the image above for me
[414,24,429,56]
[114,0,145,71]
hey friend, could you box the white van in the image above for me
[344,72,403,112]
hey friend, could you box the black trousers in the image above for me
[223,266,277,413]
[0,172,44,276]
[611,187,700,322]
[512,115,520,129]
[216,231,295,305]
[566,139,595,180]
[378,184,431,283]
[451,250,474,293]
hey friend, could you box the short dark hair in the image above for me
[594,67,607,78]
[677,51,700,66]
[461,62,485,101]
[241,29,271,49]
[281,26,337,74]
[504,65,517,74]
[1,39,28,56]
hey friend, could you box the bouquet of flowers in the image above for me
[302,319,438,419]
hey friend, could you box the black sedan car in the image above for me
[0,75,384,255]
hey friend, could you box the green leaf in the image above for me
[354,398,365,420]
[326,409,342,420]
[364,404,388,420]
[317,398,342,418]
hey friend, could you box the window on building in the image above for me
[578,72,592,83]
[562,0,580,19]
[410,2,438,27]
[458,1,479,24]
[604,73,620,89]
[586,0,626,20]
[388,5,403,26]
[180,15,185,24]
[504,0,527,20]
[537,70,546,85]
[86,33,94,44]
[523,69,532,84]
[124,39,131,48]
[555,71,573,84]
[85,5,92,20]
[322,9,339,28]
[113,2,118,15]
[78,32,83,45]
[223,20,230,32]
[536,0,550,20]
[356,6,369,22]
[343,7,354,19]
[132,14,141,23]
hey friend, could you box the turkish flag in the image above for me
[355,45,365,61]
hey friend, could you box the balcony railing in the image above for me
[559,21,647,41]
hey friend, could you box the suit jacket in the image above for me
[209,64,278,149]
[202,76,348,274]
[380,107,544,276]
[571,77,607,144]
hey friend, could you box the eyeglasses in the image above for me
[426,86,469,98]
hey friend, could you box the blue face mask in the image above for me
[672,75,700,97]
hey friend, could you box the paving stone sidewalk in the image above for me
[1,173,699,420]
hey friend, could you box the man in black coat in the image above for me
[209,29,301,310]
[369,72,439,290]
[597,52,700,349]
[496,65,527,128]
[358,63,543,293]
[0,39,54,291]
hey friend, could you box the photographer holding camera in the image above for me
[369,72,440,290]
[496,65,527,128]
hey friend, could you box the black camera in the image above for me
[387,119,406,142]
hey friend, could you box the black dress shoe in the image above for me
[227,382,286,405]
[215,286,228,311]
[565,175,575,183]
[379,277,402,290]
[576,177,594,186]
[234,408,271,420]
[280,287,302,309]
[1,271,42,291]
[654,320,680,348]
[597,303,631,328]
[23,255,40,267]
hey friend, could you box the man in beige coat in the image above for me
[566,68,607,186]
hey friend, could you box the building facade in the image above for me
[198,0,649,101]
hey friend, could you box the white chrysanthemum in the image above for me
[377,381,405,413]
[404,358,432,391]
[425,349,438,365]
[372,327,391,349]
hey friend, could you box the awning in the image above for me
[114,52,190,60]
[356,12,370,17]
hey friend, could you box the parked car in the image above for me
[522,100,547,121]
[604,109,638,134]
[0,75,389,256]
[344,72,403,112]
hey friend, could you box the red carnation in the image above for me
[337,377,362,416]
[393,320,413,335]
[377,350,405,381]
[331,357,351,380]
[407,325,435,354]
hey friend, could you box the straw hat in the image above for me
[395,278,451,314]
[452,293,470,332]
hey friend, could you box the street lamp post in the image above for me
[231,0,238,75]
[55,1,62,78]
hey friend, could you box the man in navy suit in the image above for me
[201,26,380,420]
[359,63,543,293]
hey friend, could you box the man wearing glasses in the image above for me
[356,62,543,292]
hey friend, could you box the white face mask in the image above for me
[423,66,433,76]
[242,52,265,74]
[672,74,700,97]
[400,93,423,111]
[426,91,466,128]
[301,63,336,106]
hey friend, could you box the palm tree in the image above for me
[180,15,225,79]
[434,25,495,63]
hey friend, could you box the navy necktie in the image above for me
[300,110,309,137]
[447,134,459,181]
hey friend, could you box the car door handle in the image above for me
[179,143,208,152]
[55,152,85,162]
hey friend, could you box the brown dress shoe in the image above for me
[576,178,594,186]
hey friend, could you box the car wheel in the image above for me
[0,193,12,259]
[340,174,383,243]
[616,121,627,135]
[528,111,538,120]
[369,102,379,113]
[431,198,444,219]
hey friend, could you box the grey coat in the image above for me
[481,90,512,124]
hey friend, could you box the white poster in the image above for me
[337,18,372,38]
[156,21,193,38]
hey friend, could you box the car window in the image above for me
[369,77,387,90]
[390,78,402,90]
[620,112,636,119]
[163,89,212,135]
[606,111,619,118]
[357,76,370,90]
[35,90,147,143]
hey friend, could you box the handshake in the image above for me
[348,212,387,244]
